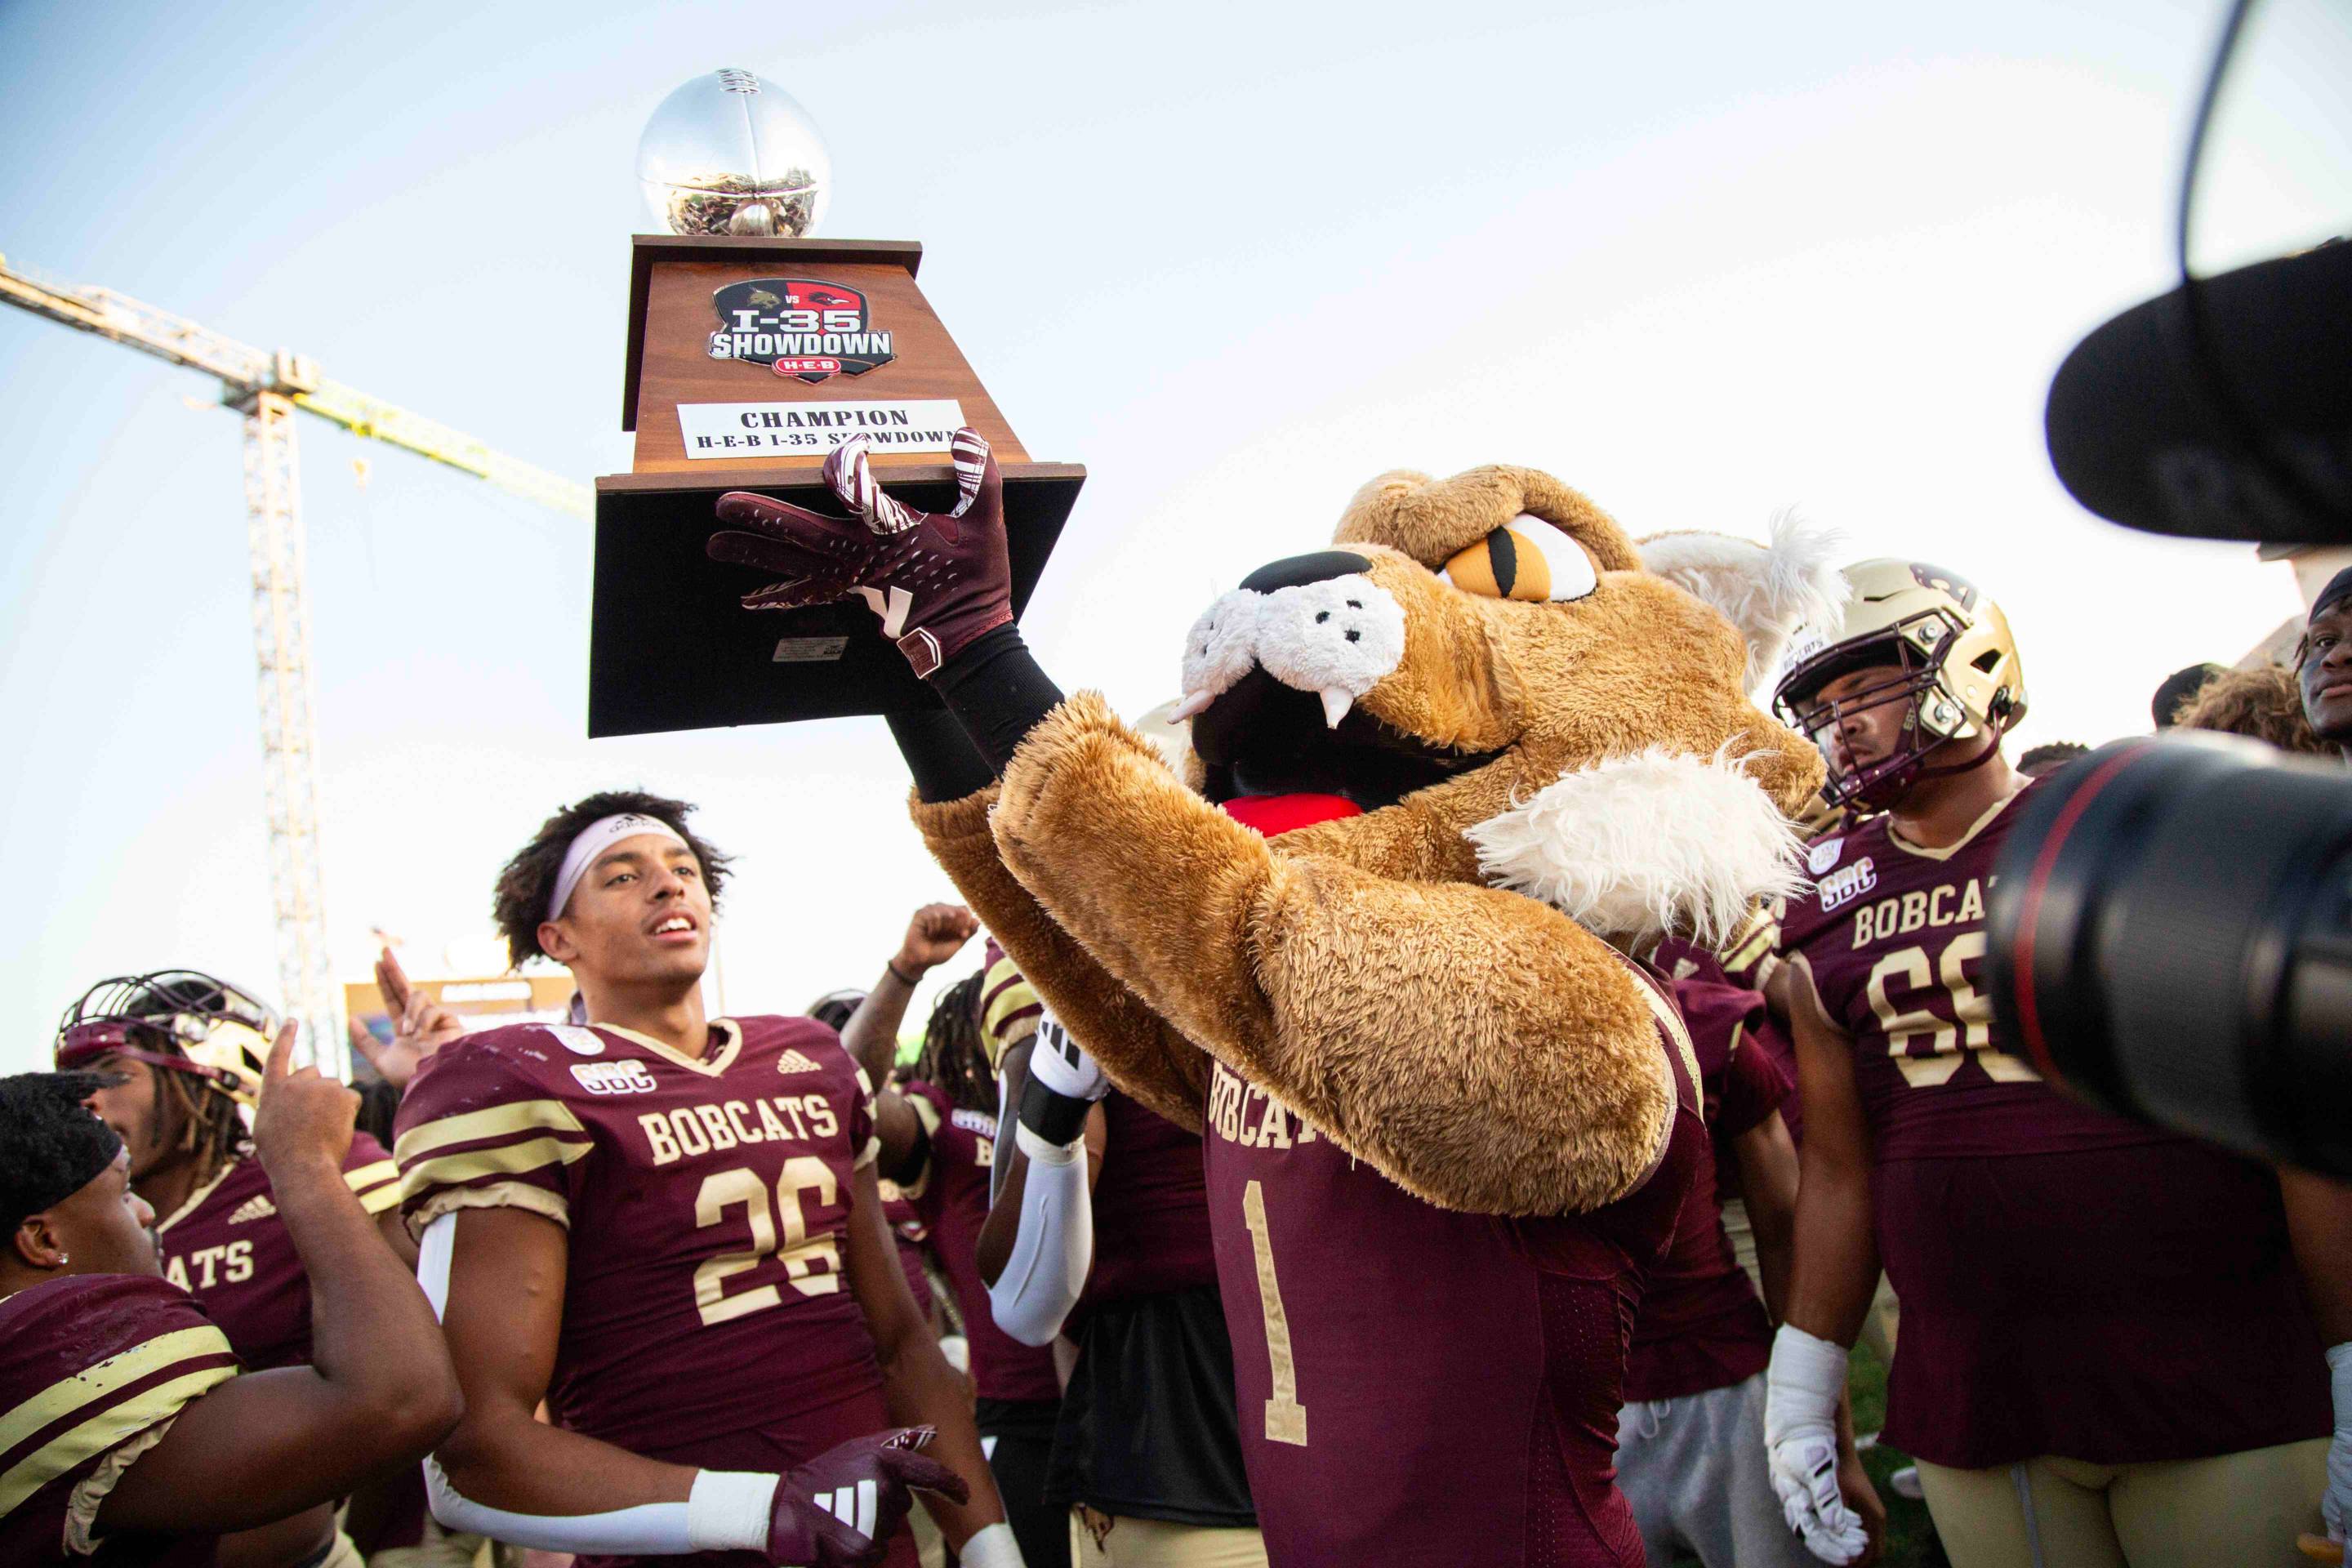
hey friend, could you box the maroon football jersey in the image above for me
[0,1273,239,1568]
[151,1135,399,1370]
[1781,784,2331,1466]
[1072,1090,1219,1327]
[1202,963,1704,1567]
[899,1081,1062,1404]
[394,1015,915,1568]
[1622,973,1784,1402]
[875,1177,934,1320]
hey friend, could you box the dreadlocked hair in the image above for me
[915,973,993,1116]
[158,1064,251,1185]
[492,790,733,969]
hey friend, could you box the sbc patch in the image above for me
[1816,856,1878,912]
[571,1060,658,1097]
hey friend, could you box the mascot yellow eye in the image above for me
[1439,513,1601,603]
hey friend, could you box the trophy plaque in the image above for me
[591,70,1083,737]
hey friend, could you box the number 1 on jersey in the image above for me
[1243,1178,1308,1446]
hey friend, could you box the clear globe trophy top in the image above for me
[598,68,1082,739]
[636,68,832,238]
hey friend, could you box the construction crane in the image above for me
[0,252,590,1076]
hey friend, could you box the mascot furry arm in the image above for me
[715,445,1840,1218]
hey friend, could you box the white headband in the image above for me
[546,813,692,924]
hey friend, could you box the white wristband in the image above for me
[686,1469,781,1552]
[1764,1324,1850,1438]
[1014,1122,1082,1166]
[958,1521,1026,1568]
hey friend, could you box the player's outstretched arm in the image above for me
[98,1026,462,1535]
[988,691,1674,1218]
[422,1208,962,1566]
[840,903,981,1091]
[979,1019,1109,1345]
[1765,958,1882,1567]
[1780,958,1880,1346]
[1731,1109,1802,1325]
[844,1164,1021,1566]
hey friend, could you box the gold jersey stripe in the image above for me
[393,1099,588,1167]
[1,1363,237,1517]
[405,1180,572,1241]
[1628,972,1704,1111]
[979,963,1040,1064]
[352,1183,403,1217]
[1721,920,1777,973]
[0,1325,232,1463]
[397,1134,594,1205]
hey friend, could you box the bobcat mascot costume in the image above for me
[708,433,1844,1567]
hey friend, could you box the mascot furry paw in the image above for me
[714,439,1843,1566]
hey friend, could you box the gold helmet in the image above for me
[1771,559,2026,808]
[56,970,278,1107]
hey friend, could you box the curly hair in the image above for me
[914,972,993,1117]
[2,1071,124,1233]
[492,791,733,969]
[2017,741,2090,778]
[2174,664,2334,757]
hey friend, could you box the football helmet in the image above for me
[55,970,278,1107]
[1772,559,2026,809]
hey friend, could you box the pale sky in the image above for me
[0,0,2330,1071]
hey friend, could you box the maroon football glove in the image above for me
[768,1427,969,1567]
[710,430,1011,679]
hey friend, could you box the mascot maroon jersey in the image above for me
[394,1015,917,1568]
[1202,963,1703,1568]
[898,1080,1060,1403]
[0,1274,239,1568]
[152,1137,399,1370]
[1781,785,2329,1467]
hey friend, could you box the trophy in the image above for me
[592,69,1083,735]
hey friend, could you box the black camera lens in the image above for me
[1988,733,2352,1177]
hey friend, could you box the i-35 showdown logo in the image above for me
[708,278,897,383]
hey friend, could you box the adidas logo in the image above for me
[813,1480,877,1541]
[228,1195,277,1225]
[777,1049,823,1076]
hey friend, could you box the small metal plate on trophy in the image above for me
[590,68,1083,736]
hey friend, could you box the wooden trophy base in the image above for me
[589,461,1081,737]
[590,234,1083,737]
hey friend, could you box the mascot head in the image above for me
[1167,465,1845,949]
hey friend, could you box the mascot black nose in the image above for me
[1238,550,1374,595]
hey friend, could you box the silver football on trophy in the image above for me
[637,68,831,238]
